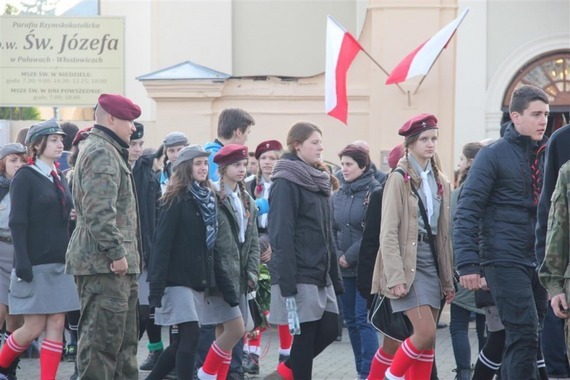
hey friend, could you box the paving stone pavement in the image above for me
[16,307,483,379]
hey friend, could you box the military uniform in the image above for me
[66,115,141,378]
[539,160,570,360]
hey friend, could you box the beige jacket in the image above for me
[371,159,454,299]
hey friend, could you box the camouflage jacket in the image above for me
[539,161,570,296]
[66,126,141,275]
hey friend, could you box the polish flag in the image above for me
[325,16,363,124]
[386,8,469,85]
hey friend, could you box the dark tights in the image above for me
[146,322,200,380]
[283,311,338,380]
[138,305,162,344]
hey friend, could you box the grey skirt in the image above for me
[268,283,338,325]
[391,241,441,313]
[9,263,80,315]
[194,292,251,328]
[0,241,14,306]
[138,270,149,306]
[155,286,199,326]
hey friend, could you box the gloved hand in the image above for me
[254,198,269,215]
[148,283,164,309]
[16,266,33,283]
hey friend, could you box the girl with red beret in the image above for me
[368,114,455,380]
[196,144,260,380]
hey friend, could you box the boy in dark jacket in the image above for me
[454,85,550,379]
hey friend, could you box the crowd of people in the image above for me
[0,83,568,380]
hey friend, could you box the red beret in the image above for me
[398,113,438,138]
[254,140,283,160]
[388,143,404,169]
[72,126,93,146]
[98,93,141,121]
[213,144,249,167]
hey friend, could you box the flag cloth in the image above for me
[386,8,469,85]
[325,16,363,124]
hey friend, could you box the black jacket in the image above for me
[268,154,343,297]
[535,123,570,266]
[10,166,73,281]
[132,154,160,268]
[332,170,380,278]
[454,123,548,275]
[148,192,215,306]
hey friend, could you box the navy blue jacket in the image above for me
[454,123,547,275]
[535,123,570,266]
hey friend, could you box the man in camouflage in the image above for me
[66,93,142,379]
[540,160,570,363]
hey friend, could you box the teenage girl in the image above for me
[369,114,455,380]
[196,144,260,380]
[146,145,216,379]
[0,120,80,380]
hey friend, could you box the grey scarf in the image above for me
[271,155,332,195]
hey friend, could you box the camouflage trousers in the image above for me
[76,273,139,380]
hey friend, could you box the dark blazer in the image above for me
[147,191,215,306]
[454,123,548,275]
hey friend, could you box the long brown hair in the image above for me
[286,122,339,191]
[161,159,213,206]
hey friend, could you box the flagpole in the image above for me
[359,48,407,95]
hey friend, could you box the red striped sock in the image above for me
[386,338,422,378]
[0,334,28,369]
[278,324,293,351]
[40,339,63,380]
[201,341,230,377]
[217,352,232,380]
[248,330,262,355]
[368,347,394,379]
[406,349,434,380]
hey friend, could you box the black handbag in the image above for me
[368,293,413,342]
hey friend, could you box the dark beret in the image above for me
[254,140,283,160]
[98,93,141,121]
[388,143,404,169]
[131,122,144,140]
[213,144,249,167]
[72,126,93,146]
[398,114,438,138]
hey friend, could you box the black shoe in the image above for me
[139,349,163,371]
[436,322,448,329]
[243,353,259,375]
[69,361,79,380]
[6,355,19,380]
[278,354,289,363]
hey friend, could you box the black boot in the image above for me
[139,349,163,371]
[243,353,259,375]
[278,354,289,363]
[6,356,19,380]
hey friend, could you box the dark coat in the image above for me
[147,191,215,306]
[268,155,343,297]
[535,123,570,266]
[211,192,260,307]
[332,170,380,278]
[454,123,548,275]
[132,154,161,268]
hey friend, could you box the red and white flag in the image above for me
[386,8,469,85]
[325,16,363,124]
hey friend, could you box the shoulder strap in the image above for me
[394,168,440,277]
